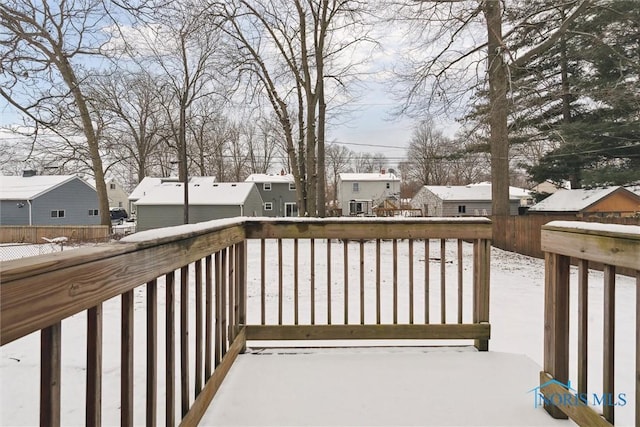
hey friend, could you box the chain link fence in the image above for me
[0,241,109,261]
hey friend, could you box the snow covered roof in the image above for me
[245,173,294,183]
[0,175,90,200]
[134,182,256,206]
[129,176,216,200]
[528,186,639,212]
[424,184,526,201]
[339,172,400,182]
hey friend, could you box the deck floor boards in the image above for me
[201,347,573,426]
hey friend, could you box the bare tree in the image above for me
[405,120,453,185]
[352,151,387,173]
[245,115,281,174]
[0,0,134,226]
[87,69,167,183]
[394,0,592,246]
[214,0,372,216]
[126,2,227,222]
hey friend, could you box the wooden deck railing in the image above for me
[1,217,491,426]
[540,221,640,426]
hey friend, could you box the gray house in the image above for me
[0,172,100,225]
[135,182,263,231]
[245,173,298,217]
[128,176,216,214]
[410,184,527,216]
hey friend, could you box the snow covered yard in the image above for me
[1,238,636,426]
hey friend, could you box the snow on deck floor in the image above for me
[201,346,572,426]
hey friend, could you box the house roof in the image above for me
[129,176,216,200]
[134,182,257,206]
[339,172,400,182]
[0,175,89,200]
[528,186,638,212]
[424,184,526,201]
[245,173,294,183]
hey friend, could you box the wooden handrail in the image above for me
[1,217,492,426]
[541,221,640,426]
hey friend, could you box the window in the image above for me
[289,182,296,191]
[88,209,99,216]
[457,205,466,214]
[264,202,273,211]
[352,182,359,193]
[386,182,390,189]
[109,183,116,190]
[51,210,65,218]
[263,183,272,191]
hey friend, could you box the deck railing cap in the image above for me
[542,220,640,240]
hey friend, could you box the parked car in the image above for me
[110,207,129,225]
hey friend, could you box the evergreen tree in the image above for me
[525,1,640,187]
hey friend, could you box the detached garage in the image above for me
[135,182,263,231]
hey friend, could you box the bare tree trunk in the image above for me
[483,0,510,248]
[317,93,326,217]
[58,58,110,228]
[179,102,189,224]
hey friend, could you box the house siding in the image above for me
[409,187,442,216]
[1,178,101,226]
[136,186,263,231]
[254,182,296,217]
[410,187,520,216]
[242,186,264,217]
[338,178,400,215]
[107,181,129,209]
[0,200,31,225]
[583,191,640,215]
[32,179,101,225]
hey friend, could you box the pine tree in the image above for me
[525,1,640,187]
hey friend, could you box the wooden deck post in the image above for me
[41,322,61,427]
[473,238,490,351]
[86,304,103,427]
[542,252,570,420]
[238,241,247,354]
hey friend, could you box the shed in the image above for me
[527,186,640,217]
[135,182,263,231]
[0,173,100,225]
[410,184,526,217]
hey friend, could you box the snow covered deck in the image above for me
[202,347,569,426]
[2,218,638,426]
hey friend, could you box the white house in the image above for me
[88,178,129,209]
[410,184,529,217]
[337,171,401,216]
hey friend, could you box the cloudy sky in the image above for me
[0,2,476,170]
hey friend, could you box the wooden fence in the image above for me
[493,215,640,258]
[0,225,110,243]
